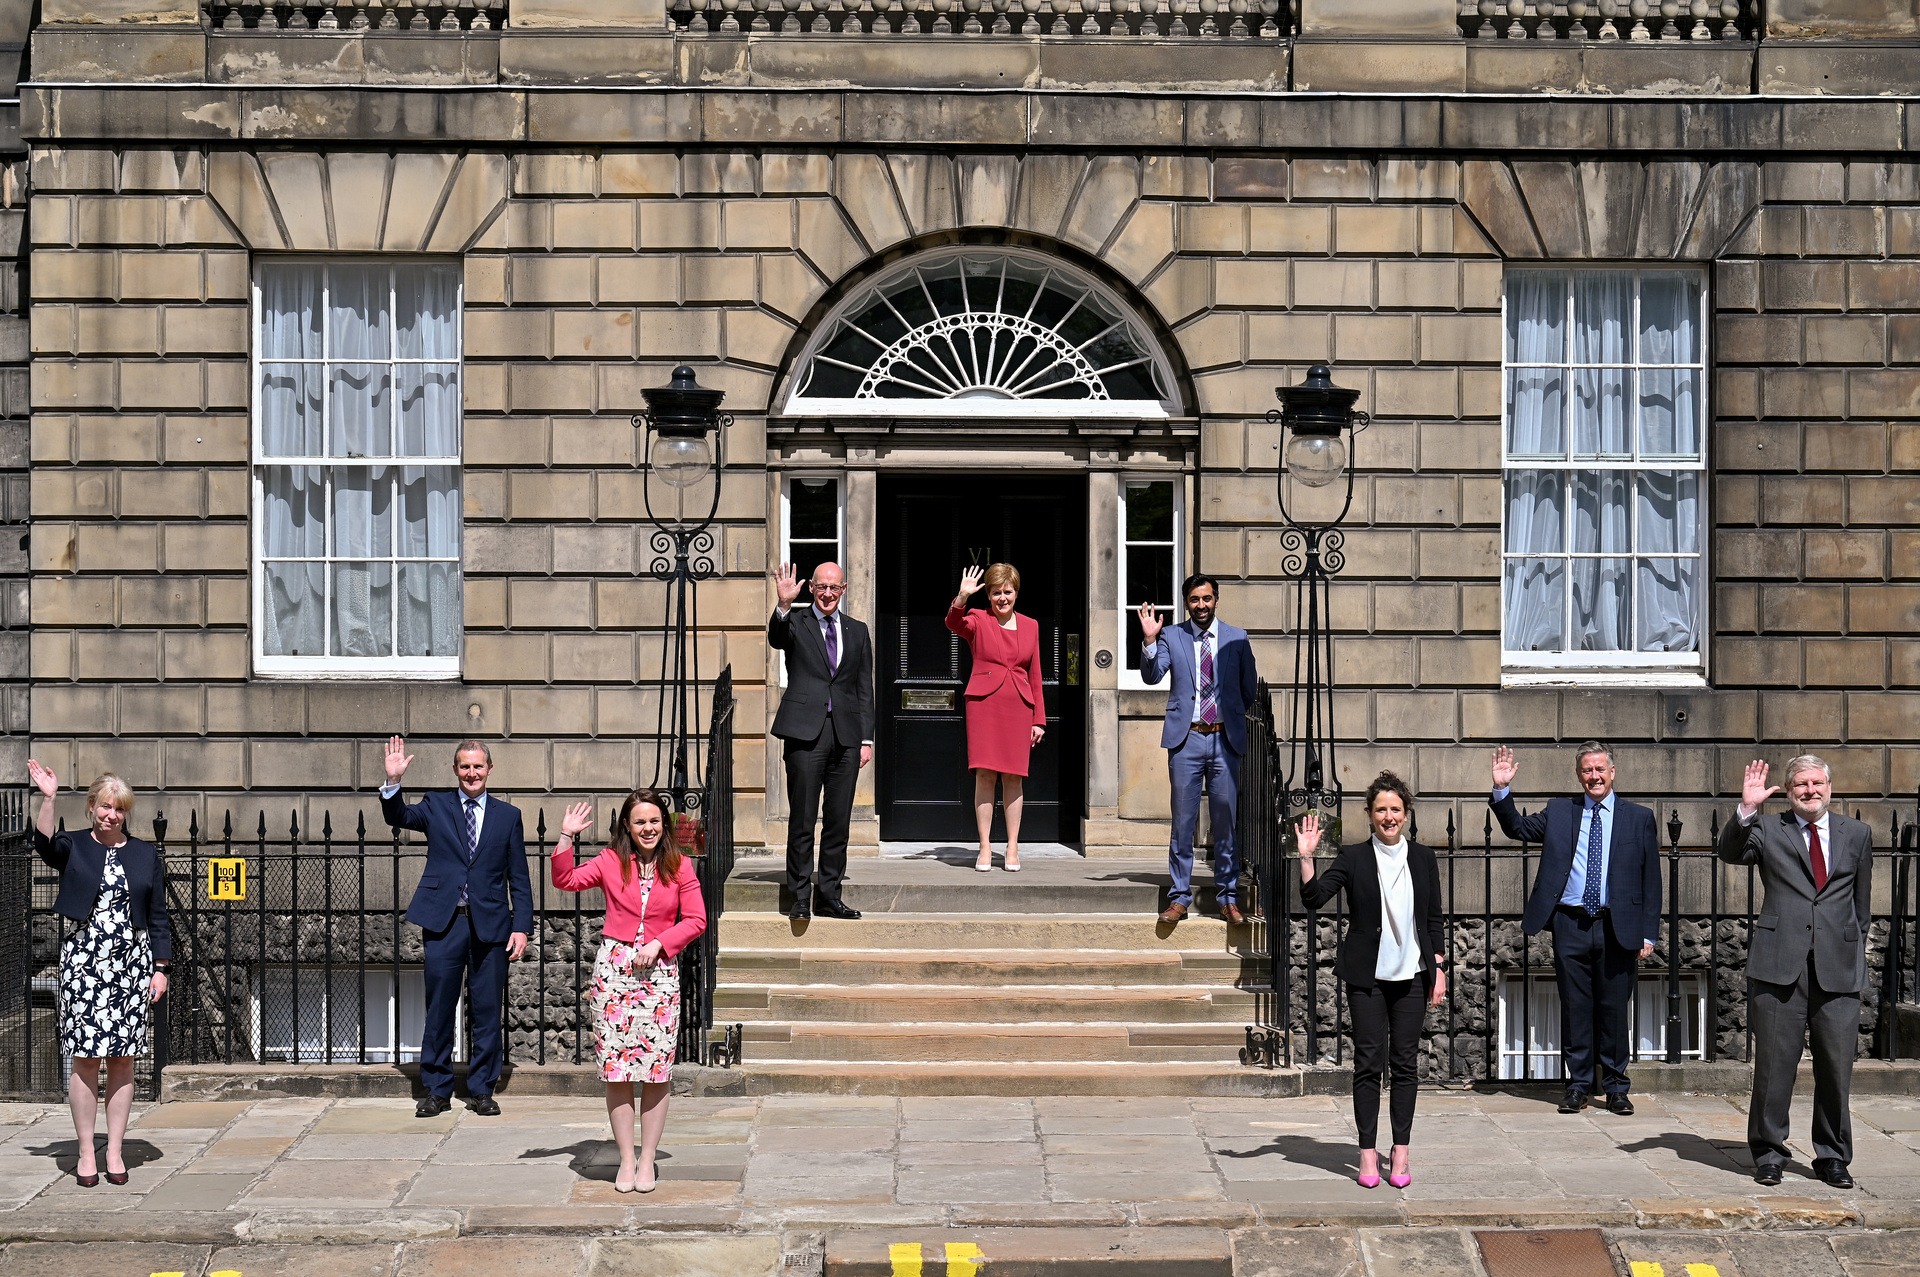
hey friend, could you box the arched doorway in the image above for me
[778,245,1185,848]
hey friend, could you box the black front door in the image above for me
[876,475,1087,844]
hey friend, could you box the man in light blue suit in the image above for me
[1139,574,1261,925]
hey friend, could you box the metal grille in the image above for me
[1475,1228,1617,1277]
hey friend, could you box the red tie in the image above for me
[1807,821,1828,892]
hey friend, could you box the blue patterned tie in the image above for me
[464,797,480,864]
[1583,800,1604,916]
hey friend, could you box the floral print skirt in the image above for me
[588,937,680,1083]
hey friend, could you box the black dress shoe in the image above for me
[467,1094,501,1117]
[1557,1088,1591,1114]
[1754,1164,1784,1187]
[787,904,812,921]
[1604,1093,1635,1116]
[1814,1160,1854,1189]
[813,898,862,920]
[416,1095,451,1118]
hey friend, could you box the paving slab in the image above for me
[131,1102,250,1130]
[1357,1226,1488,1277]
[235,1207,462,1244]
[313,1104,460,1134]
[825,1227,1232,1277]
[0,1241,215,1276]
[1232,1226,1365,1277]
[403,1162,578,1206]
[241,1158,421,1208]
[205,1242,402,1277]
[136,1172,258,1211]
[395,1235,591,1277]
[586,1234,782,1277]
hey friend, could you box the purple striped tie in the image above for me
[1199,631,1219,725]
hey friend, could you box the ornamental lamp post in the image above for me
[1267,364,1369,824]
[631,366,731,804]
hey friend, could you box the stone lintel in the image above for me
[1767,0,1920,39]
[19,85,1920,155]
[1761,42,1920,97]
[1291,37,1465,93]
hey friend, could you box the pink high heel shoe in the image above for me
[1356,1150,1381,1189]
[1388,1147,1411,1188]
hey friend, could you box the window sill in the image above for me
[1501,668,1707,691]
[253,664,463,682]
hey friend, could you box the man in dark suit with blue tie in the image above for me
[1139,574,1261,926]
[380,736,532,1118]
[1491,741,1660,1116]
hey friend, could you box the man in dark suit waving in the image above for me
[380,737,531,1117]
[769,561,873,922]
[1491,741,1660,1116]
[1717,755,1872,1189]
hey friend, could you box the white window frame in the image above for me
[1497,971,1706,1081]
[250,257,464,679]
[250,966,457,1065]
[776,474,846,689]
[1118,477,1183,691]
[1499,266,1709,690]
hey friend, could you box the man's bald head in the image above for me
[810,562,846,616]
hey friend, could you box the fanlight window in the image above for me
[787,249,1177,418]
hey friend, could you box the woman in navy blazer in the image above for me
[27,761,172,1188]
[1297,772,1446,1191]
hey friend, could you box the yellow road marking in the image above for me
[1687,1267,1722,1277]
[945,1241,985,1275]
[890,1242,924,1277]
[1628,1264,1722,1277]
[211,1271,244,1277]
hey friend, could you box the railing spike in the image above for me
[322,810,334,840]
[290,809,300,840]
[188,809,200,840]
[222,810,233,839]
[257,810,268,837]
[356,810,367,838]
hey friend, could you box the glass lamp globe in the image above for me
[1285,431,1347,489]
[651,432,713,488]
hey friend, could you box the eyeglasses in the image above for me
[810,584,845,594]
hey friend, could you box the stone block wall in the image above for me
[21,133,1920,850]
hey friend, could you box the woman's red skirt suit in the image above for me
[946,604,1048,777]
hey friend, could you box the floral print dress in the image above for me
[587,869,681,1083]
[59,845,153,1059]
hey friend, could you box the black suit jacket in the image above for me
[1298,840,1445,990]
[1493,792,1662,952]
[379,789,533,943]
[768,607,874,747]
[35,829,174,960]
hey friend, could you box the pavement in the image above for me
[1,1090,1919,1273]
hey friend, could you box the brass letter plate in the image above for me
[901,688,955,711]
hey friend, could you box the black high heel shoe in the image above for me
[105,1168,129,1186]
[74,1169,99,1188]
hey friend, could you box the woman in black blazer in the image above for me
[27,761,172,1188]
[1298,771,1446,1191]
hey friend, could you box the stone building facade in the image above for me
[16,0,1920,862]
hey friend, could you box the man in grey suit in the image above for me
[1716,754,1873,1189]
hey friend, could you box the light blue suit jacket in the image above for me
[1141,619,1260,756]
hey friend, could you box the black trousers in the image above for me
[1350,976,1426,1148]
[1550,905,1638,1095]
[783,715,859,907]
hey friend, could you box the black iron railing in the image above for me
[1242,681,1920,1079]
[0,672,739,1101]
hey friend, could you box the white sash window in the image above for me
[253,260,463,676]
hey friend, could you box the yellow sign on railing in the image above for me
[207,857,246,902]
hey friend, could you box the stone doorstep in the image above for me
[824,1227,1234,1277]
[160,1062,749,1101]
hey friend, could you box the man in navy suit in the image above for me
[1490,741,1661,1116]
[380,736,532,1118]
[1139,574,1261,925]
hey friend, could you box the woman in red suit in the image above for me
[947,562,1047,872]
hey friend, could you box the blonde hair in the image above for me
[983,562,1021,593]
[85,774,135,816]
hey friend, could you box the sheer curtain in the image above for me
[1636,470,1699,652]
[256,261,462,663]
[1504,272,1568,652]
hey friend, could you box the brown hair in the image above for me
[1364,770,1414,817]
[984,562,1021,593]
[610,788,682,885]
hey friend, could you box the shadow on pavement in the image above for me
[27,1136,165,1173]
[520,1139,674,1181]
[1215,1133,1357,1178]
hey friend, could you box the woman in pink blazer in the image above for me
[554,788,707,1193]
[947,562,1048,873]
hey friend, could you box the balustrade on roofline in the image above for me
[1460,0,1759,41]
[670,0,1296,38]
[204,0,506,30]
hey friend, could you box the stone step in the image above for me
[716,983,1261,1023]
[737,1060,1309,1098]
[725,853,1231,916]
[722,911,1242,951]
[718,948,1249,986]
[826,1227,1233,1276]
[740,1021,1248,1063]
